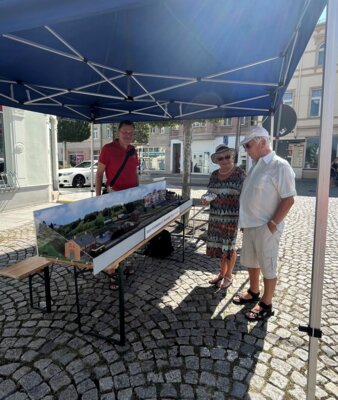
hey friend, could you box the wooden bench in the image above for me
[0,256,52,279]
[0,256,54,311]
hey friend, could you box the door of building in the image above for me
[173,143,181,173]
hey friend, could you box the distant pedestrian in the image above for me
[232,126,296,320]
[201,145,245,289]
[330,157,338,187]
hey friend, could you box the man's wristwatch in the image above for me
[270,220,278,227]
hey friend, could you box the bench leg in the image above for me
[44,266,52,313]
[29,275,34,308]
[28,266,52,312]
[74,267,82,332]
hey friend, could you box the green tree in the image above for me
[57,118,91,142]
[134,122,151,144]
[57,118,91,166]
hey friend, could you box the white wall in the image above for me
[1,107,56,210]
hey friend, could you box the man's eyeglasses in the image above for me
[217,155,232,162]
[243,136,265,150]
[243,143,252,150]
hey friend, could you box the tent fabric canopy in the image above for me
[0,0,326,123]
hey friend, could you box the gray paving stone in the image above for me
[58,385,78,400]
[0,363,20,377]
[26,382,51,399]
[199,371,216,387]
[185,355,199,370]
[114,373,130,390]
[233,365,249,381]
[5,393,29,400]
[164,369,182,383]
[116,388,131,400]
[49,371,71,392]
[200,357,213,371]
[99,376,114,392]
[82,388,98,400]
[230,381,247,398]
[38,362,61,380]
[210,348,226,360]
[0,379,16,400]
[184,371,199,385]
[160,383,177,398]
[180,383,194,399]
[195,386,212,399]
[19,371,43,391]
[110,361,127,376]
[134,385,157,399]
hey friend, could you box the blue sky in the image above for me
[318,7,326,23]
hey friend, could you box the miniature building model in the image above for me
[65,232,96,260]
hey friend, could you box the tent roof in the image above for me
[0,0,326,123]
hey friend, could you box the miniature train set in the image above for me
[33,182,192,273]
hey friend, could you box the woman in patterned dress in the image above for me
[201,145,246,289]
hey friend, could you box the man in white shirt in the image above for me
[232,126,296,320]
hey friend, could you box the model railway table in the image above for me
[44,199,193,345]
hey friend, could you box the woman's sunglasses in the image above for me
[217,155,232,162]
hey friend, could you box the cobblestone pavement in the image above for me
[0,182,338,399]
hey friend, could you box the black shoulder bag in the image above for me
[103,147,135,193]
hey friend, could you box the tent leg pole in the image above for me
[305,2,338,399]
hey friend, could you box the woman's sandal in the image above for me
[232,288,260,305]
[208,275,224,285]
[245,301,274,321]
[218,276,233,289]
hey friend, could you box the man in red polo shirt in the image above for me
[95,120,139,195]
[96,120,139,288]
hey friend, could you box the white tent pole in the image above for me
[90,121,94,197]
[270,113,274,146]
[305,2,338,399]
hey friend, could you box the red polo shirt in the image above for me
[99,140,139,191]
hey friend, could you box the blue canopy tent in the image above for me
[1,1,335,399]
[0,0,326,123]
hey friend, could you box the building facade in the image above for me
[278,21,338,179]
[0,106,58,210]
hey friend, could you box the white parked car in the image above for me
[58,160,105,188]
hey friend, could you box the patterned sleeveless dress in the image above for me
[206,166,246,259]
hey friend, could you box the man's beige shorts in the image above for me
[240,224,281,279]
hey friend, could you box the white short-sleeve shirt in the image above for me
[239,151,296,230]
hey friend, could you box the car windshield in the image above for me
[75,161,96,168]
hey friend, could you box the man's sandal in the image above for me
[232,288,260,305]
[245,301,274,321]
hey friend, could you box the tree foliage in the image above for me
[134,123,151,144]
[110,120,180,145]
[57,118,91,143]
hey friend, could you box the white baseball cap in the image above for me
[240,126,269,146]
